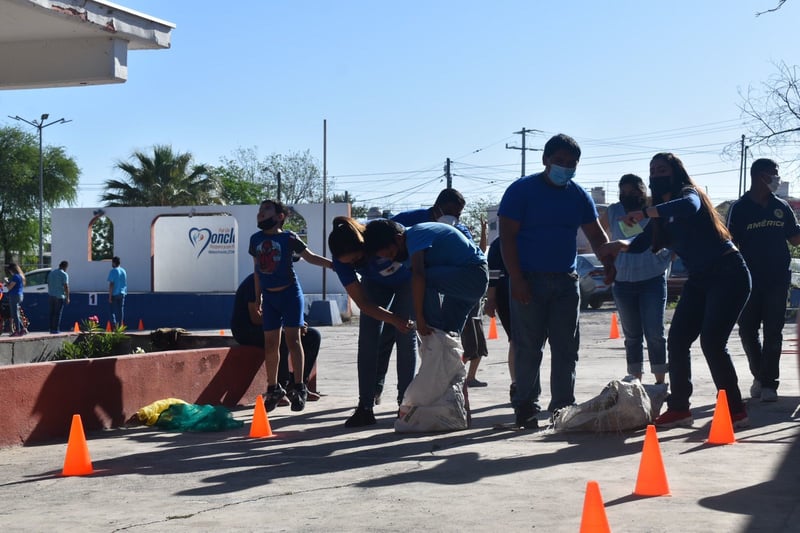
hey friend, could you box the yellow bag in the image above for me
[136,398,187,426]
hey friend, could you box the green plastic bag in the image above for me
[154,403,244,432]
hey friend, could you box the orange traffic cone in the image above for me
[73,322,80,333]
[62,414,93,476]
[249,395,274,438]
[488,316,498,340]
[633,424,670,496]
[138,319,144,331]
[105,321,112,332]
[707,389,736,445]
[609,312,620,339]
[580,481,611,533]
[220,329,225,336]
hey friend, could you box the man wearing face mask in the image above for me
[600,174,671,384]
[498,133,613,429]
[727,158,800,403]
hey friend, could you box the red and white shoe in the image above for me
[653,409,693,428]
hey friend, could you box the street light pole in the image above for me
[8,113,72,268]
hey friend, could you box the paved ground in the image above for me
[0,305,798,532]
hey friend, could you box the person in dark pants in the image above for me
[231,273,322,398]
[601,152,751,429]
[727,158,800,403]
[47,261,70,334]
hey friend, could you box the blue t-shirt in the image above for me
[332,255,411,288]
[48,268,69,299]
[498,172,598,272]
[727,192,800,284]
[628,187,734,275]
[107,266,127,296]
[405,222,485,268]
[392,209,474,241]
[248,230,308,289]
[7,273,23,296]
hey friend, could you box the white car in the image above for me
[23,268,51,294]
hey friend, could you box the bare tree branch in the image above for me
[756,0,787,16]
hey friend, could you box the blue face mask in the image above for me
[548,164,576,186]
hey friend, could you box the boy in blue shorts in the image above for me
[249,199,332,412]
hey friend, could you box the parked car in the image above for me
[23,267,51,294]
[577,253,612,309]
[667,257,688,301]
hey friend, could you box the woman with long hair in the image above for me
[328,216,417,428]
[5,263,26,336]
[600,153,751,429]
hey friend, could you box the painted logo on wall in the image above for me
[189,227,236,258]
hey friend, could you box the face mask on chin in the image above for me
[257,217,279,230]
[437,214,458,226]
[766,174,781,193]
[548,164,576,187]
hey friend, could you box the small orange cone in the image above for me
[62,414,93,476]
[634,424,670,496]
[707,389,736,445]
[106,321,112,332]
[73,322,80,333]
[488,316,498,340]
[249,395,274,438]
[138,319,144,331]
[220,329,225,336]
[580,481,611,533]
[609,312,620,339]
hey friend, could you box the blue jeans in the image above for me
[612,275,668,377]
[422,263,489,333]
[8,293,23,332]
[110,294,125,328]
[737,280,788,391]
[666,252,751,414]
[511,271,580,413]
[357,279,418,408]
[49,296,66,332]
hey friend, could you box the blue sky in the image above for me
[2,1,797,210]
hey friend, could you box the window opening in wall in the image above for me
[90,215,114,261]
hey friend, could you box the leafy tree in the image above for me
[91,216,114,261]
[216,147,329,205]
[330,192,368,218]
[0,126,79,265]
[101,145,221,207]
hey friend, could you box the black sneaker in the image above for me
[264,384,287,412]
[344,405,376,428]
[289,382,308,412]
[514,409,538,430]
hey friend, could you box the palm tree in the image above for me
[101,145,221,206]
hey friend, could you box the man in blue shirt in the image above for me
[47,261,70,334]
[498,133,612,429]
[727,158,800,402]
[107,256,128,328]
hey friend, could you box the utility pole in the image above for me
[276,171,281,203]
[738,134,746,197]
[444,158,452,188]
[505,127,542,177]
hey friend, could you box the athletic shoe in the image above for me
[466,378,488,388]
[307,390,321,402]
[653,409,693,428]
[289,382,308,412]
[760,388,778,403]
[264,384,287,412]
[750,379,762,399]
[344,405,376,428]
[514,409,538,429]
[732,409,750,428]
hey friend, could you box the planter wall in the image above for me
[0,345,267,447]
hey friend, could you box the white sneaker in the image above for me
[760,388,778,402]
[750,379,762,399]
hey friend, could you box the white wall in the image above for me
[51,203,350,294]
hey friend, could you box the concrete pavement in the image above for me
[0,306,798,532]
